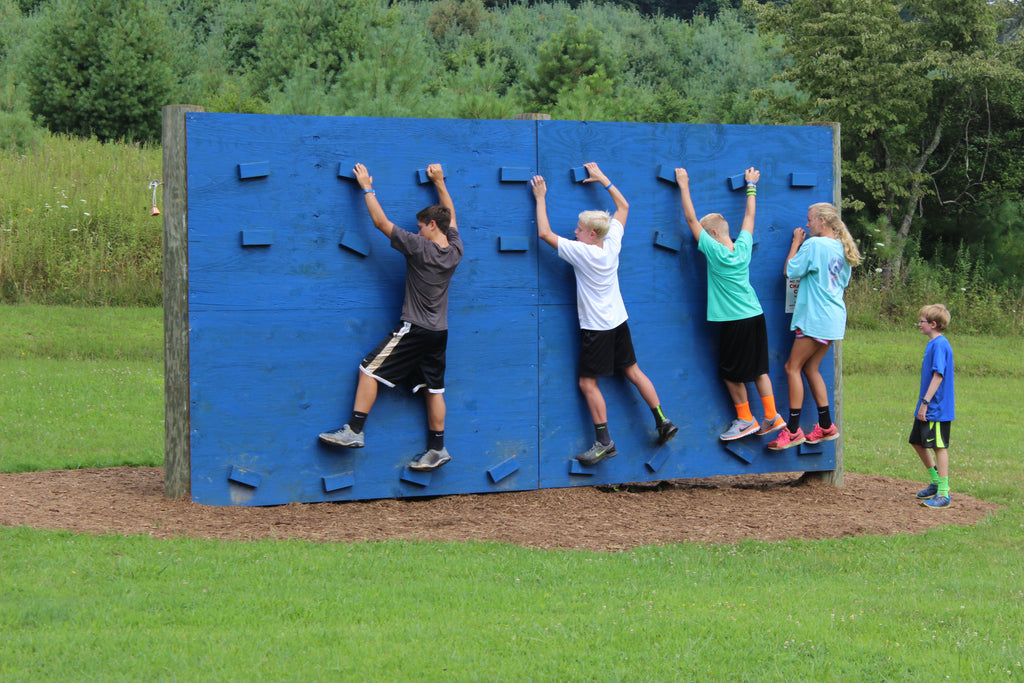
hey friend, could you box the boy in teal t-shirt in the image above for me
[675,166,785,441]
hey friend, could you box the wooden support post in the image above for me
[163,104,204,499]
[805,122,844,487]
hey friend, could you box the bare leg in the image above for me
[724,379,748,405]
[912,443,936,470]
[784,337,826,412]
[934,447,948,479]
[353,370,379,414]
[579,376,607,424]
[752,374,774,401]
[802,340,834,408]
[424,392,446,432]
[621,363,661,409]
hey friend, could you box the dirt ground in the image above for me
[0,467,1001,551]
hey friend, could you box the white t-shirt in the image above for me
[556,218,628,331]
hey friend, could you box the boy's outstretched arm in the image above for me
[674,168,703,241]
[427,163,457,230]
[740,166,760,236]
[352,163,395,238]
[582,162,628,226]
[531,176,559,249]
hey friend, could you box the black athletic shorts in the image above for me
[360,321,447,394]
[908,419,952,450]
[579,321,637,378]
[717,313,769,383]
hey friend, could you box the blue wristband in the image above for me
[604,182,613,190]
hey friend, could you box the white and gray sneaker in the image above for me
[318,424,365,448]
[577,440,618,466]
[409,447,451,471]
[719,418,759,441]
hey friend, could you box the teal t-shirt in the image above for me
[697,230,763,322]
[785,236,851,340]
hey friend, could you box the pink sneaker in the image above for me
[767,427,805,451]
[805,424,839,444]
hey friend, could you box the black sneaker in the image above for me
[656,420,678,445]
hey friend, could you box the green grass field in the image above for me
[1,305,1022,681]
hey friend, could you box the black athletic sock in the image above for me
[786,409,802,434]
[428,430,445,451]
[350,411,368,433]
[817,406,833,430]
[595,423,612,446]
[651,405,666,427]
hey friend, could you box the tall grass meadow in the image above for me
[0,133,162,305]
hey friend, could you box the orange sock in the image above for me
[735,402,754,422]
[761,395,778,420]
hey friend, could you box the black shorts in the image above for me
[360,321,447,394]
[579,321,637,378]
[908,419,952,449]
[717,314,769,383]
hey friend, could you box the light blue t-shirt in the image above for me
[786,236,851,340]
[918,334,955,421]
[697,230,763,322]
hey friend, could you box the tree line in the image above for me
[1,0,1023,287]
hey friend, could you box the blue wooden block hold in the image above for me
[653,230,682,253]
[322,472,355,492]
[400,468,434,486]
[728,173,746,191]
[645,449,671,473]
[487,457,520,483]
[499,236,529,252]
[569,459,595,475]
[228,466,262,488]
[237,161,269,179]
[337,163,357,180]
[339,231,371,257]
[570,166,589,183]
[790,172,817,187]
[500,167,533,182]
[416,168,431,184]
[723,441,757,465]
[240,229,273,246]
[798,440,824,456]
[656,164,678,183]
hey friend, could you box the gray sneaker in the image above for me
[318,424,364,448]
[409,447,451,471]
[577,440,618,466]
[719,418,759,441]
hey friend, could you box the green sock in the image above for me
[938,476,949,497]
[927,466,940,484]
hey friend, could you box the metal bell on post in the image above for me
[149,180,162,216]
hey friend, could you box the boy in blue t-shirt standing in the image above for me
[910,304,955,508]
[674,166,786,441]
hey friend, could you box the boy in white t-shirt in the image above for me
[531,162,676,466]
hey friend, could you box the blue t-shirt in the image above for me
[786,236,851,340]
[918,334,955,421]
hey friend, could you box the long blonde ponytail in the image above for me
[810,202,862,267]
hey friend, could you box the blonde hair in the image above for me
[578,210,611,238]
[919,303,951,331]
[699,213,729,237]
[810,202,862,266]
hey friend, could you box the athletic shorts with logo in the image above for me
[908,419,952,450]
[360,321,447,394]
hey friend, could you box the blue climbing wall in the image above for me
[185,113,837,506]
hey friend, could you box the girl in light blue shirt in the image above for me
[768,202,862,451]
